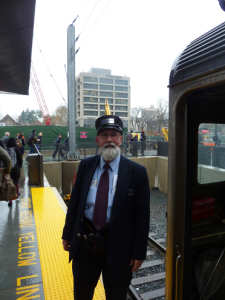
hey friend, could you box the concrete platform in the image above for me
[0,164,105,300]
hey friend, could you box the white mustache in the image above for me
[102,142,116,148]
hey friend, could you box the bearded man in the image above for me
[62,115,150,300]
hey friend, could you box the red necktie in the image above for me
[93,164,110,231]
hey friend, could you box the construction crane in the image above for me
[30,62,52,125]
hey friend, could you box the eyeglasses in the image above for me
[98,133,121,140]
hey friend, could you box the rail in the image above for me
[127,234,166,300]
[148,236,166,257]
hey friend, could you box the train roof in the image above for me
[169,22,225,87]
[0,0,36,95]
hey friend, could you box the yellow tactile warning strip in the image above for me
[31,187,106,300]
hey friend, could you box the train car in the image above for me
[167,21,225,300]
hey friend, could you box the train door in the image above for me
[166,21,225,300]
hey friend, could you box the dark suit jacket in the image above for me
[62,154,150,276]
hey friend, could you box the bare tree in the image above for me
[130,106,143,131]
[156,98,169,133]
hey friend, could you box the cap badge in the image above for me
[101,118,114,125]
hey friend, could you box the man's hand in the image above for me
[62,240,70,251]
[130,259,143,272]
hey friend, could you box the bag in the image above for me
[53,139,58,146]
[26,134,33,145]
[0,172,17,201]
[5,147,17,168]
[16,138,23,148]
[84,233,106,255]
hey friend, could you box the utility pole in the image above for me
[67,24,78,159]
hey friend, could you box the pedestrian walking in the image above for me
[52,134,64,159]
[15,132,25,159]
[0,140,12,206]
[5,138,22,205]
[26,130,37,155]
[1,132,10,148]
[140,130,146,155]
[37,132,43,152]
[124,130,133,154]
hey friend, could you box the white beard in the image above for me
[99,142,121,161]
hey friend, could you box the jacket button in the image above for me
[77,233,81,237]
[81,219,83,222]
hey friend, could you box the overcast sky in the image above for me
[1,0,225,119]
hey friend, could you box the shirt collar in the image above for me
[100,154,121,171]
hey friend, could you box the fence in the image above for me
[198,144,225,169]
[27,141,159,162]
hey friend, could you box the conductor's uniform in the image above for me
[62,115,150,300]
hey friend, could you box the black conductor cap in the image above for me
[95,115,123,134]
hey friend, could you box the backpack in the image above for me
[16,138,23,148]
[5,147,17,168]
[26,134,33,145]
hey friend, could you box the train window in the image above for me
[198,123,225,184]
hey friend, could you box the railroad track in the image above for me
[127,233,166,300]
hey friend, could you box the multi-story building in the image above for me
[141,105,169,133]
[141,105,159,120]
[75,68,130,128]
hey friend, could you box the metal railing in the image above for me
[24,141,159,162]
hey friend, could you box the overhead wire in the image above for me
[72,0,91,24]
[79,0,112,48]
[34,37,67,105]
[78,0,101,36]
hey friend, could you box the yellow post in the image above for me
[105,100,111,115]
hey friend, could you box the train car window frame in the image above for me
[198,123,225,185]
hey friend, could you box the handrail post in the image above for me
[84,143,86,158]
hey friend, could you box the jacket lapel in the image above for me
[109,155,131,227]
[80,156,100,211]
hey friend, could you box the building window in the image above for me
[115,92,128,98]
[83,83,98,89]
[115,106,127,111]
[84,104,98,110]
[100,91,113,97]
[84,90,98,96]
[115,79,128,85]
[100,105,113,110]
[84,111,98,116]
[100,85,113,91]
[84,118,96,126]
[100,78,113,84]
[115,86,128,92]
[100,98,113,104]
[83,76,98,83]
[115,99,128,105]
[115,112,127,117]
[83,97,98,103]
